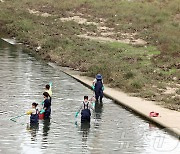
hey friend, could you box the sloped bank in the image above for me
[49,63,180,138]
[2,37,180,138]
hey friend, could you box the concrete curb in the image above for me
[49,63,180,139]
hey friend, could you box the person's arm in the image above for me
[77,103,83,113]
[89,102,94,111]
[92,79,96,90]
[43,99,48,110]
[75,103,83,117]
[49,82,52,95]
[49,82,52,88]
[101,79,105,91]
[89,97,95,107]
[93,79,96,86]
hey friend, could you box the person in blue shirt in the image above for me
[43,92,51,119]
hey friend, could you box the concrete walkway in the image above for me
[50,63,180,138]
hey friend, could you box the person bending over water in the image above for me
[75,96,94,123]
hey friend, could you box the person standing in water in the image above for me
[40,82,52,118]
[26,102,39,124]
[92,74,104,102]
[45,82,52,103]
[42,92,51,119]
[75,96,94,123]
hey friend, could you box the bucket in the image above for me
[39,113,44,119]
[149,111,159,117]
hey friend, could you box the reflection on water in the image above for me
[0,39,179,154]
[27,123,39,141]
[76,122,91,153]
[43,118,51,137]
[94,102,103,128]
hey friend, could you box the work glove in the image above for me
[49,82,53,87]
[92,85,95,91]
[75,112,79,118]
[40,109,45,114]
[102,86,105,91]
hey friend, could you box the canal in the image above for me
[0,39,179,154]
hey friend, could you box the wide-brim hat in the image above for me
[96,74,102,80]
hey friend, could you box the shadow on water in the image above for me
[76,122,91,153]
[81,122,91,139]
[94,101,103,128]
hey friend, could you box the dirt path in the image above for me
[60,14,147,45]
[28,9,147,46]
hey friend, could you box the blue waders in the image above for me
[44,107,51,119]
[95,80,103,102]
[44,99,51,119]
[81,102,91,123]
[30,109,39,124]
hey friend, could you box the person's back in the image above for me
[75,96,94,123]
[94,74,104,102]
[30,108,39,123]
[81,101,91,123]
[95,79,103,91]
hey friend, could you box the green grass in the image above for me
[0,0,179,110]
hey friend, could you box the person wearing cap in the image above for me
[92,74,104,102]
[26,102,39,124]
[75,96,94,123]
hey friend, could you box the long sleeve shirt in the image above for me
[43,99,51,110]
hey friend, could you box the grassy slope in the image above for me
[0,0,179,110]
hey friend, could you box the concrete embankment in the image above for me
[52,64,180,138]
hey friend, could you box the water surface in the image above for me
[0,39,179,154]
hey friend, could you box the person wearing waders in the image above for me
[75,96,94,123]
[26,102,39,124]
[92,74,104,102]
[42,92,51,119]
[45,82,52,103]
